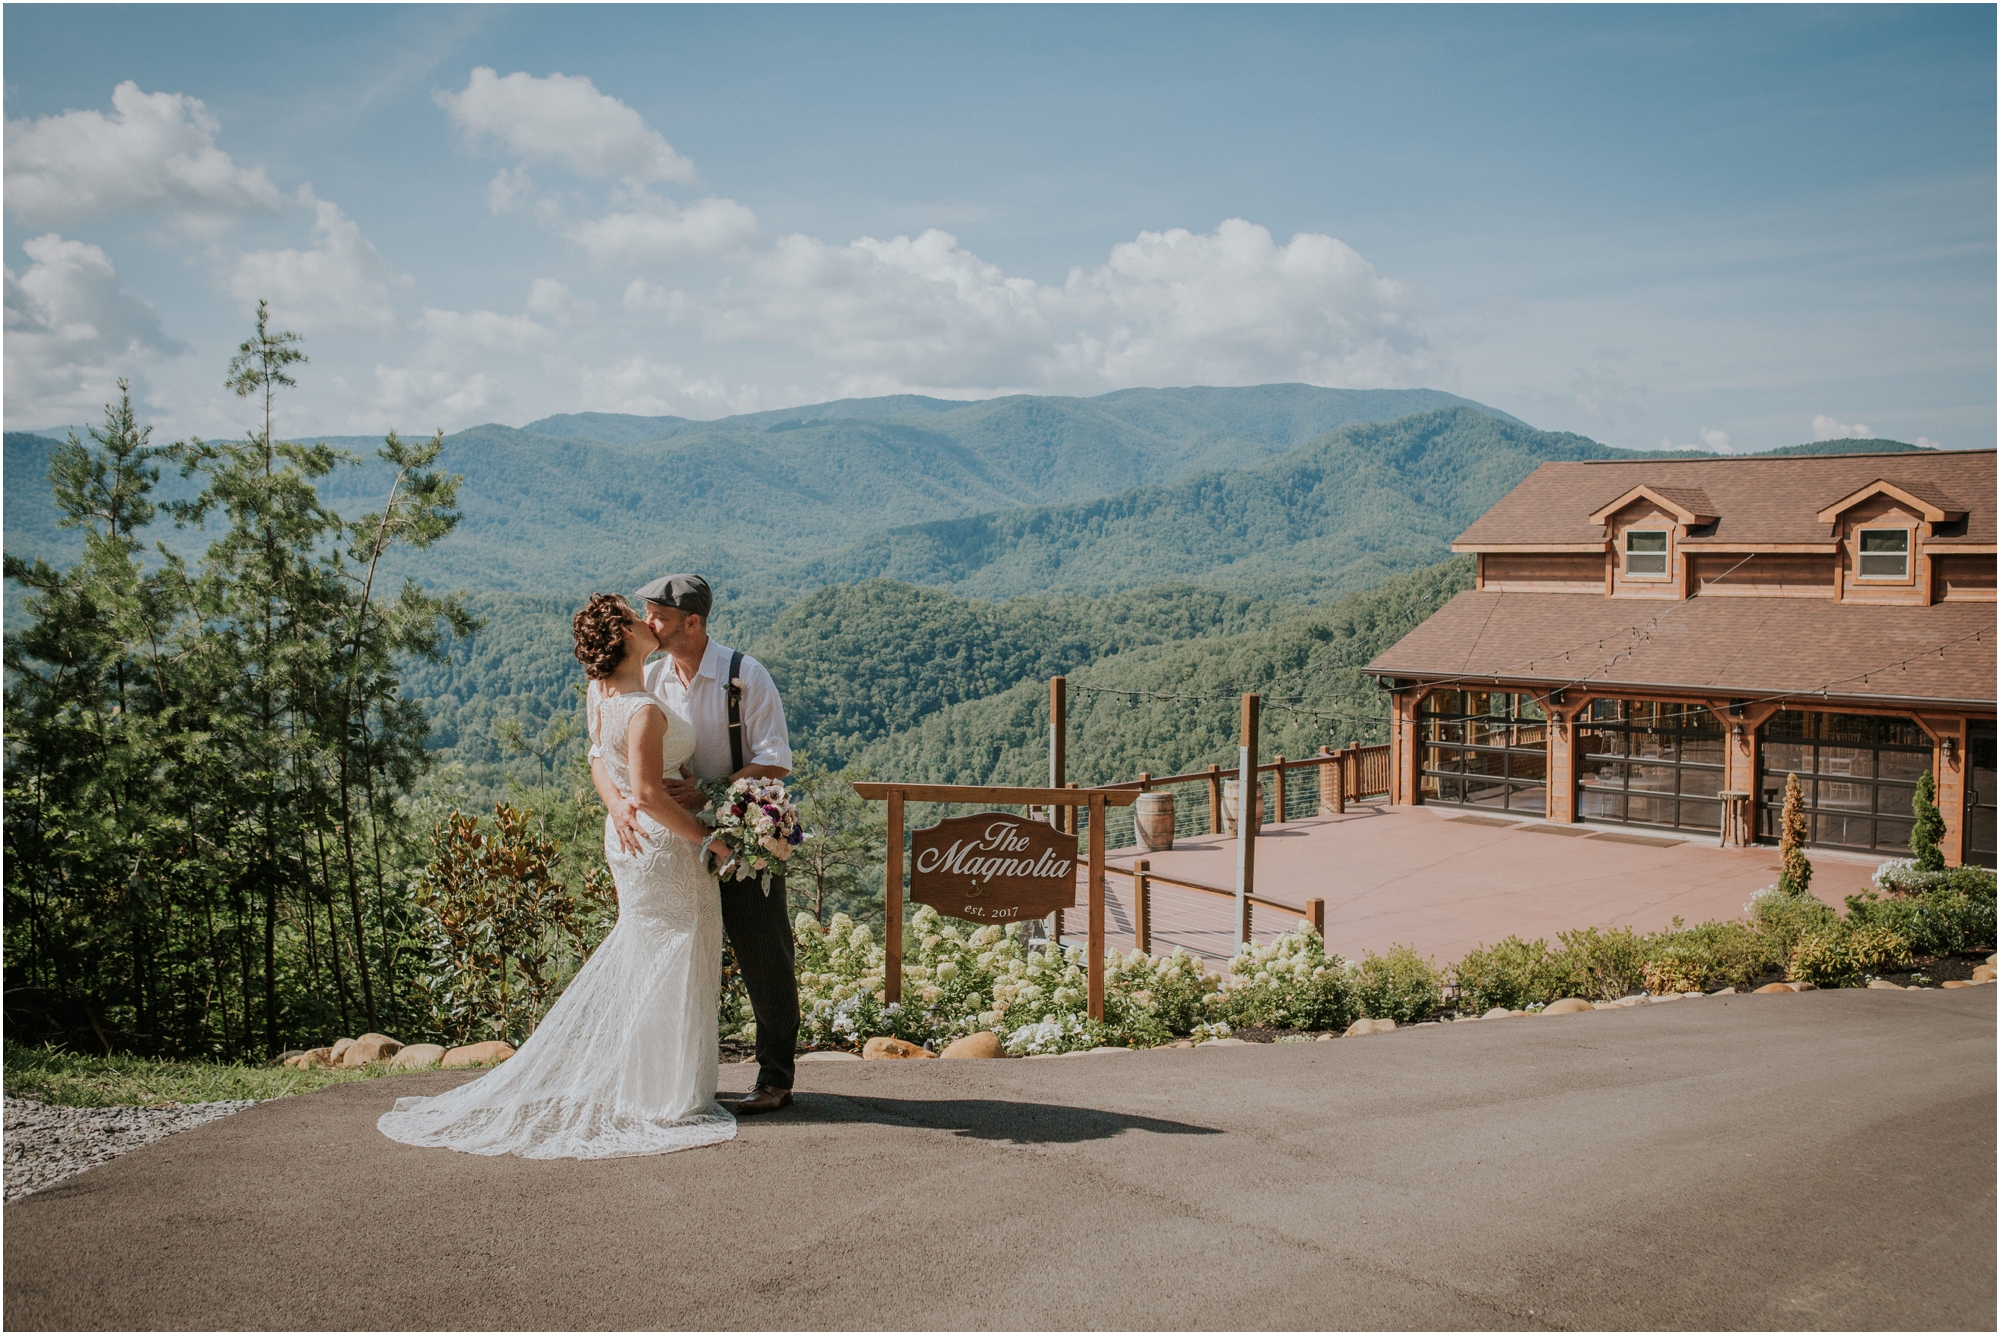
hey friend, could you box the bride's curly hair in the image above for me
[572,593,635,679]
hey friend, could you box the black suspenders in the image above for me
[726,649,746,774]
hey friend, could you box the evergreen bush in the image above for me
[1352,945,1445,1023]
[1777,772,1813,895]
[1909,772,1946,872]
[1453,936,1566,1012]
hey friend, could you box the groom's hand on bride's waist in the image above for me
[663,775,706,811]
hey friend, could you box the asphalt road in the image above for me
[6,988,1993,1330]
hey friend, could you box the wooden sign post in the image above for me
[852,782,1137,1021]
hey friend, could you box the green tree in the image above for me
[787,753,886,924]
[1910,771,1946,872]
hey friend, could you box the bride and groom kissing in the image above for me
[378,573,799,1159]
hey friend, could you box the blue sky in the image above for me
[5,5,1992,451]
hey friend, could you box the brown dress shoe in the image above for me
[730,1084,793,1115]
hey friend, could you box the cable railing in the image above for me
[1059,742,1395,851]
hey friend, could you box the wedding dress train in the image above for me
[378,691,735,1158]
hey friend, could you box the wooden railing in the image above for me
[1082,742,1393,841]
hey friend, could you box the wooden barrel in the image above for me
[1220,778,1264,834]
[1134,792,1176,851]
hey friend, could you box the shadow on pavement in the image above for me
[782,1093,1222,1144]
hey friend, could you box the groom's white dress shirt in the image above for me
[643,639,793,783]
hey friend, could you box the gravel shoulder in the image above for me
[4,1097,257,1202]
[5,987,1994,1331]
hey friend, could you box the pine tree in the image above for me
[1777,772,1813,896]
[1909,771,1946,872]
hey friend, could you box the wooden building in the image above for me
[1366,450,1997,867]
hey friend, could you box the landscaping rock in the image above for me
[1480,1007,1514,1020]
[441,1041,515,1069]
[1167,1040,1196,1049]
[329,1038,357,1064]
[1866,980,1906,990]
[341,1033,402,1066]
[1793,982,1818,991]
[1315,1033,1335,1041]
[1196,1037,1248,1047]
[1711,987,1736,995]
[1542,998,1593,1015]
[1942,980,1975,989]
[862,1037,934,1060]
[1086,1046,1132,1055]
[1973,964,1998,983]
[285,1047,335,1069]
[1344,1017,1396,1036]
[388,1043,446,1071]
[940,1032,1004,1059]
[797,1051,862,1062]
[1753,983,1796,994]
[271,1050,307,1067]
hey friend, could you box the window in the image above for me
[1577,700,1725,832]
[1624,530,1669,577]
[1857,528,1909,579]
[1419,691,1548,814]
[1758,711,1930,853]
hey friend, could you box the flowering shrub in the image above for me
[1218,924,1358,1031]
[786,906,1227,1053]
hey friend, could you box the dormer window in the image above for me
[1624,530,1669,578]
[1857,528,1910,579]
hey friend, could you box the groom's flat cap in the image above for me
[636,573,712,617]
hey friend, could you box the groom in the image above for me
[594,573,800,1114]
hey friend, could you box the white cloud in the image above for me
[415,306,550,354]
[701,219,1436,394]
[1568,365,1647,423]
[1048,220,1434,389]
[622,279,690,318]
[437,67,696,184]
[4,81,284,234]
[229,189,406,334]
[526,278,594,323]
[369,365,502,428]
[1914,435,1941,450]
[566,193,759,265]
[487,166,535,216]
[1699,427,1733,453]
[577,355,760,418]
[1813,413,1874,441]
[4,234,186,427]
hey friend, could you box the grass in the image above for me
[2,1041,400,1108]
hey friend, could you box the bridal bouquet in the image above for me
[699,776,805,894]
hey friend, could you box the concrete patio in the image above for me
[1074,802,1884,966]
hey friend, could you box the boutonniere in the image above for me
[727,676,745,704]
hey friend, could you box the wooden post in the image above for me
[1048,676,1066,828]
[1319,745,1346,815]
[1139,771,1152,791]
[1087,792,1107,1020]
[1207,764,1223,834]
[884,790,904,1006]
[1066,781,1079,835]
[1273,755,1287,823]
[1308,897,1325,938]
[1235,693,1259,946]
[1048,677,1065,947]
[1134,858,1151,955]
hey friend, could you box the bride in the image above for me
[377,593,737,1159]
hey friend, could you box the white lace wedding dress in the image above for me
[377,690,735,1158]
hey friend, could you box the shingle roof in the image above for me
[1366,591,1996,707]
[1455,451,1995,548]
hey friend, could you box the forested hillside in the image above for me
[848,558,1475,787]
[409,580,1301,790]
[792,408,1610,601]
[6,384,1517,596]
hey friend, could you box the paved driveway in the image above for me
[5,988,1992,1330]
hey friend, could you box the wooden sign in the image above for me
[909,812,1077,923]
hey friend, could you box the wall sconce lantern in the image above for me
[1731,723,1745,739]
[1943,736,1958,765]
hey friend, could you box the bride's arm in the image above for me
[629,707,731,860]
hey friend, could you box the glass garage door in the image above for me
[1968,720,1996,869]
[1757,711,1929,855]
[1576,700,1726,833]
[1418,691,1548,815]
